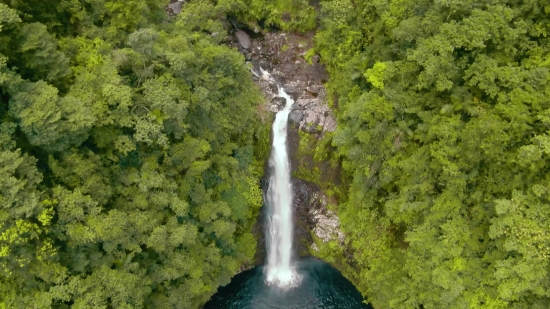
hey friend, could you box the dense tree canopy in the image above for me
[0,0,270,307]
[3,0,550,308]
[313,0,550,308]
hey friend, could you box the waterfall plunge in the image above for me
[265,87,300,288]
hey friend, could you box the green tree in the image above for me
[314,0,550,308]
[0,0,269,307]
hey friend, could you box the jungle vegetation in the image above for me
[0,0,272,307]
[312,0,550,308]
[2,0,550,308]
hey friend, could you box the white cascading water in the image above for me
[265,86,301,288]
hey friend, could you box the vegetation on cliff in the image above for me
[235,0,317,31]
[313,0,550,308]
[0,0,270,307]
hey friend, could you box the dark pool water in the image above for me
[204,257,372,309]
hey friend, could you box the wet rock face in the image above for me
[292,179,320,257]
[231,30,336,134]
[292,179,344,256]
[289,109,303,124]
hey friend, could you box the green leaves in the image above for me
[365,62,387,90]
[0,3,20,31]
[0,0,268,306]
[315,0,550,307]
[16,22,71,86]
[489,192,550,303]
[8,81,95,152]
[49,266,149,309]
[0,149,42,218]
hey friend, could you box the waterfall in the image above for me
[265,86,300,288]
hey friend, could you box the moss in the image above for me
[304,48,316,64]
[292,130,344,192]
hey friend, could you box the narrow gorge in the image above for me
[234,26,347,266]
[204,25,371,308]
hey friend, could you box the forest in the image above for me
[0,0,272,307]
[1,0,549,308]
[313,0,550,308]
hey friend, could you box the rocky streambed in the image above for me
[229,27,344,264]
[232,29,336,133]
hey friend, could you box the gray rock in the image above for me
[272,96,286,106]
[305,85,320,97]
[272,104,284,112]
[296,98,313,108]
[166,0,184,15]
[239,31,336,134]
[282,85,300,97]
[235,30,251,50]
[322,115,337,132]
[311,208,345,243]
[311,54,320,64]
[289,110,303,124]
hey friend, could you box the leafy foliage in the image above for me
[234,0,317,31]
[0,0,268,307]
[314,0,550,308]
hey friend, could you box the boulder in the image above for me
[272,97,286,106]
[311,54,320,64]
[282,84,300,97]
[235,30,251,50]
[166,0,184,15]
[289,110,304,124]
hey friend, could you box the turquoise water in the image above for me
[204,257,372,309]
